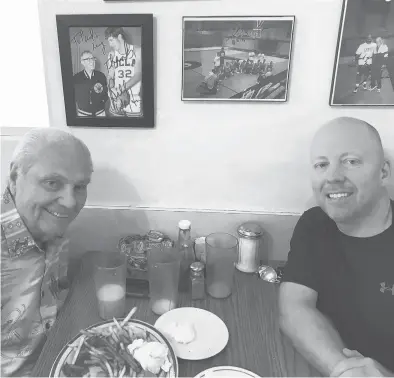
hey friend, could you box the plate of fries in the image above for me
[50,307,178,378]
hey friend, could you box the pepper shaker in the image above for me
[236,222,263,273]
[190,262,206,300]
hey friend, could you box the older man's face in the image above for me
[11,143,92,244]
[310,122,388,224]
[81,53,96,71]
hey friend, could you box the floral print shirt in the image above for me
[1,188,69,377]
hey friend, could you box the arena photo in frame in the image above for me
[56,14,154,127]
[181,16,295,102]
[330,0,394,106]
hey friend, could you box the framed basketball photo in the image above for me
[330,0,394,106]
[56,14,154,127]
[181,16,295,102]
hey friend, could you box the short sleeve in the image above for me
[281,209,323,292]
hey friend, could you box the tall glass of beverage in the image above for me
[148,246,181,315]
[206,233,238,298]
[94,251,126,320]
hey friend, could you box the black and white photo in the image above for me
[330,0,394,106]
[182,16,295,102]
[56,14,154,127]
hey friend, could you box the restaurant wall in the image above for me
[2,0,394,261]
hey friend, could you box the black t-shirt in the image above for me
[282,201,394,371]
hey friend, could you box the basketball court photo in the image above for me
[182,17,295,101]
[330,0,394,106]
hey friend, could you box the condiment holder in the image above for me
[236,222,263,273]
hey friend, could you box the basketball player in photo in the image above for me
[370,37,389,93]
[353,34,376,93]
[105,27,142,117]
[219,47,226,67]
[213,52,221,71]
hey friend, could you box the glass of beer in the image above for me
[94,251,127,320]
[206,233,238,299]
[148,246,181,315]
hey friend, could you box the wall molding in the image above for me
[84,204,302,216]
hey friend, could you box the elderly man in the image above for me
[74,50,108,117]
[1,128,93,377]
[279,117,393,377]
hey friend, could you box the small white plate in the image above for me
[194,366,261,378]
[154,307,229,360]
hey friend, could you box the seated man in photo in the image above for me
[279,117,394,377]
[1,128,93,377]
[224,61,232,78]
[239,59,246,73]
[197,69,219,95]
[244,58,254,75]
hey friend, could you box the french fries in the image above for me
[62,307,173,378]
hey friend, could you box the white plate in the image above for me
[154,307,229,360]
[194,366,261,378]
[50,319,178,377]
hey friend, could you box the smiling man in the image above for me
[279,117,394,377]
[1,128,93,377]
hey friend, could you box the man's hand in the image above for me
[330,348,393,377]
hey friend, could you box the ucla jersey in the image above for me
[356,42,376,65]
[109,44,141,116]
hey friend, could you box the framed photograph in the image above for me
[330,0,394,106]
[56,14,154,127]
[182,16,295,102]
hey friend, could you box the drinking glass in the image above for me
[205,233,238,298]
[94,251,126,320]
[148,246,181,315]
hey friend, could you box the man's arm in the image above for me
[278,282,347,376]
[107,52,115,90]
[124,45,142,91]
[355,45,362,63]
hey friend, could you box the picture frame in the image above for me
[330,0,394,106]
[56,14,154,127]
[181,16,295,102]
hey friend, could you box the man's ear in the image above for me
[8,163,19,196]
[381,159,391,183]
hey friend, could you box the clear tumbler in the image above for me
[148,246,181,315]
[205,233,238,299]
[94,251,127,320]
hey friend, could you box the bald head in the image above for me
[311,117,384,166]
[310,117,391,229]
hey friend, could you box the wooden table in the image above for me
[32,251,321,377]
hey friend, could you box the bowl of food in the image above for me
[50,308,178,378]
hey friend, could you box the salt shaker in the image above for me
[236,222,263,273]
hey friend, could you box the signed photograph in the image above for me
[182,16,295,102]
[56,14,154,127]
[330,0,394,106]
